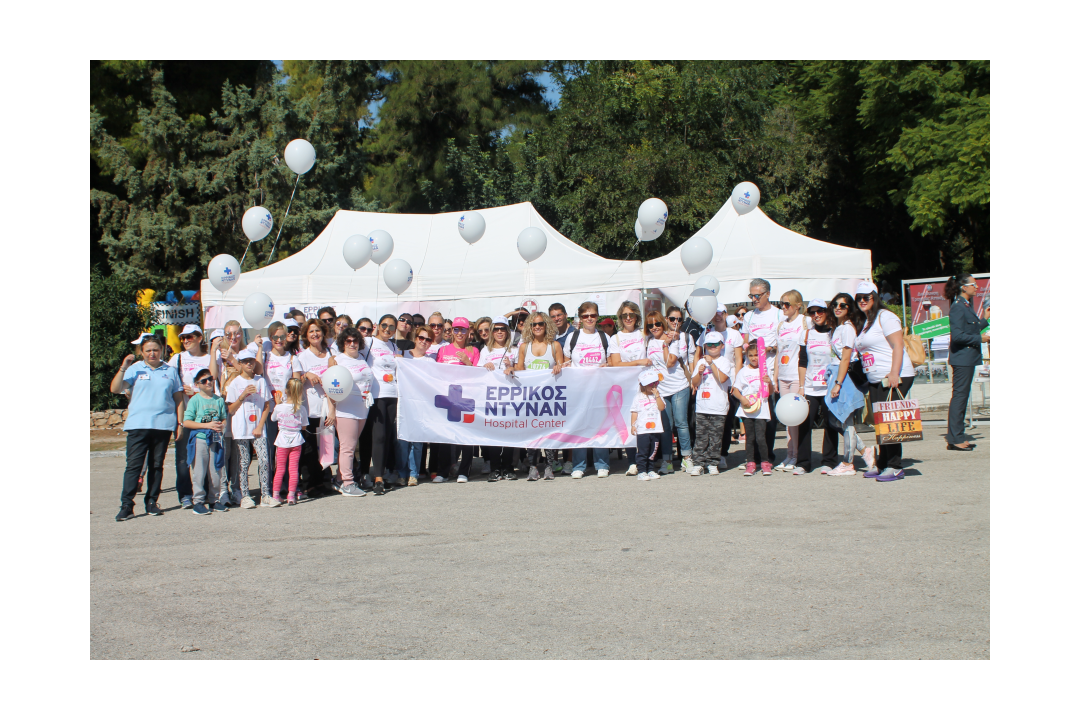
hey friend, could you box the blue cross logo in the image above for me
[224,267,232,275]
[331,379,340,388]
[434,384,475,422]
[743,191,750,198]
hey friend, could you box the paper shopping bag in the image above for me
[318,421,336,469]
[872,391,923,445]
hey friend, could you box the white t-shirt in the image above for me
[803,326,834,397]
[712,327,742,367]
[270,402,308,448]
[400,350,435,362]
[776,314,806,382]
[742,305,783,374]
[225,376,273,439]
[646,336,689,397]
[733,366,771,421]
[169,351,211,391]
[368,338,400,399]
[829,321,857,367]
[430,340,449,354]
[630,391,664,435]
[263,351,294,402]
[293,348,330,417]
[692,356,734,415]
[330,354,373,420]
[478,345,514,369]
[521,340,555,370]
[613,330,646,363]
[855,310,915,382]
[569,331,606,367]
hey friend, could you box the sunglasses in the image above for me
[379,323,395,330]
[358,326,372,333]
[809,308,827,315]
[646,322,664,329]
[430,323,442,329]
[286,328,298,334]
[580,313,598,320]
[531,322,546,328]
[736,312,746,317]
[780,302,793,309]
[271,335,287,341]
[619,313,637,319]
[494,326,509,332]
[667,316,681,322]
[451,328,468,334]
[180,334,199,341]
[416,336,432,342]
[399,317,413,325]
[705,343,722,348]
[832,302,849,310]
[748,293,764,301]
[225,331,243,338]
[855,294,873,303]
[197,377,214,385]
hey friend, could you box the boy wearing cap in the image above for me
[225,349,274,508]
[689,331,733,474]
[630,368,666,480]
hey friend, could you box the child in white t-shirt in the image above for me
[689,332,733,475]
[225,349,274,508]
[269,378,308,506]
[731,342,774,476]
[630,368,666,480]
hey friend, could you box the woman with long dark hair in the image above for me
[368,314,404,495]
[854,281,916,481]
[292,318,333,497]
[792,299,839,476]
[944,274,989,451]
[823,292,872,475]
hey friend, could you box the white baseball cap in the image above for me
[209,329,224,341]
[806,298,828,311]
[179,324,203,336]
[236,348,257,361]
[283,318,300,329]
[717,304,728,314]
[702,331,724,344]
[856,281,878,295]
[493,316,512,327]
[638,368,661,386]
[130,332,154,345]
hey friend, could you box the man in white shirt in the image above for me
[741,278,783,466]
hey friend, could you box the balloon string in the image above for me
[238,241,253,271]
[263,172,302,267]
[454,242,471,318]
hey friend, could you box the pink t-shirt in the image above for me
[436,344,480,366]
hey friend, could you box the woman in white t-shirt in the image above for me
[478,317,517,482]
[608,300,650,369]
[854,281,916,481]
[645,307,693,474]
[826,292,871,475]
[291,318,333,497]
[261,321,296,484]
[169,323,212,507]
[774,290,807,471]
[326,326,373,496]
[793,299,840,477]
[367,314,403,495]
[513,312,565,481]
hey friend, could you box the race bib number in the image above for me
[807,367,827,388]
[527,358,551,370]
[861,352,875,372]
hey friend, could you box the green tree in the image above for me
[90,267,152,410]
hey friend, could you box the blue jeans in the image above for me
[572,447,609,473]
[663,387,692,461]
[398,440,422,479]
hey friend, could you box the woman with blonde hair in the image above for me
[774,289,808,471]
[428,311,448,352]
[513,311,565,480]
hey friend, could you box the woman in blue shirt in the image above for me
[110,335,185,521]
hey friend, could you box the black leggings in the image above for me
[869,377,916,469]
[299,417,325,492]
[370,397,398,479]
[486,446,515,473]
[720,392,739,457]
[796,394,839,472]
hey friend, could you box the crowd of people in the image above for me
[112,277,936,521]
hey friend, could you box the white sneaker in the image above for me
[240,496,257,509]
[737,461,747,470]
[688,465,703,476]
[480,460,491,474]
[637,472,650,481]
[597,468,609,478]
[827,462,856,476]
[816,465,834,475]
[571,470,584,479]
[717,457,728,469]
[681,457,694,472]
[646,471,660,480]
[707,465,720,475]
[626,464,638,476]
[456,475,468,483]
[433,475,446,483]
[791,466,806,476]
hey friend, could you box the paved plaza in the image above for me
[90,427,989,659]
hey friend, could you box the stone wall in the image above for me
[91,409,128,428]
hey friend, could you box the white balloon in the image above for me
[776,393,810,426]
[686,288,719,325]
[242,292,275,329]
[680,236,713,274]
[517,227,547,263]
[322,365,355,403]
[207,254,241,293]
[368,230,394,265]
[731,181,761,215]
[383,258,414,295]
[242,206,273,242]
[635,219,660,242]
[457,211,486,244]
[637,198,669,234]
[343,234,372,270]
[284,139,316,175]
[693,275,720,295]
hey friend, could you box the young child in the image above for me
[630,368,666,480]
[731,342,774,476]
[181,368,229,515]
[225,349,274,508]
[270,377,308,506]
[689,332,734,475]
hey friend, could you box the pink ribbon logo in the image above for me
[530,385,630,446]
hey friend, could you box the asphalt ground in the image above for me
[90,426,989,659]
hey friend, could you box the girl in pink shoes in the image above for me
[270,378,307,505]
[731,342,774,476]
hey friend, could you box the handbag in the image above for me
[871,387,923,445]
[904,328,926,367]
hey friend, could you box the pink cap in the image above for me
[452,316,470,329]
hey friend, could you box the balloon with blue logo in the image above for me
[368,230,394,265]
[680,236,713,274]
[241,206,274,242]
[730,181,760,216]
[517,227,547,263]
[322,365,355,402]
[637,198,668,236]
[686,288,719,325]
[693,274,720,295]
[284,139,316,175]
[457,211,486,244]
[775,393,810,426]
[242,292,275,329]
[635,219,659,242]
[343,234,372,270]
[207,254,241,293]
[383,259,413,295]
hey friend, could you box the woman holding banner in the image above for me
[368,315,404,495]
[479,317,516,481]
[292,318,333,497]
[434,317,480,483]
[944,274,989,451]
[563,302,610,479]
[514,311,565,481]
[854,281,916,481]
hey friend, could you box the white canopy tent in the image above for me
[201,202,644,327]
[641,201,872,312]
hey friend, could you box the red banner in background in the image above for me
[908,277,989,326]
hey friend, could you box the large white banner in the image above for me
[397,363,639,448]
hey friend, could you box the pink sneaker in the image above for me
[827,462,856,476]
[761,462,773,476]
[743,462,756,476]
